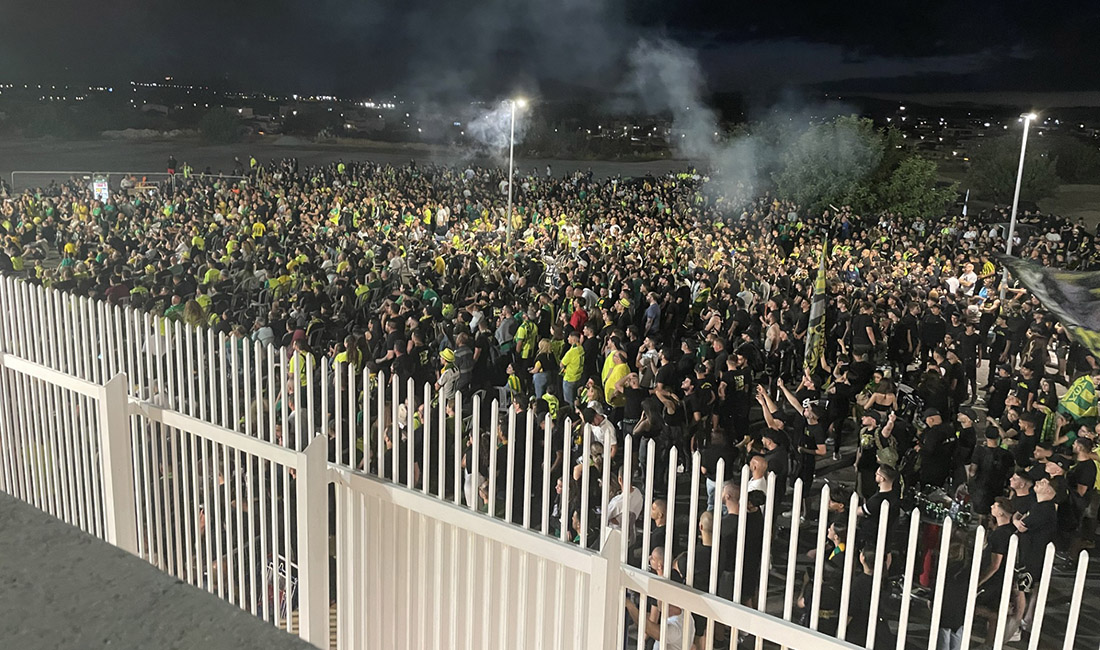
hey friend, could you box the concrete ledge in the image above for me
[0,492,315,650]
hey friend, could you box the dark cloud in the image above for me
[0,0,1097,95]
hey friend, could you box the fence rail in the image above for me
[9,169,249,191]
[0,274,1096,650]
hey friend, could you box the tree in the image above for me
[199,110,241,144]
[967,135,1059,203]
[876,157,958,219]
[1044,134,1100,184]
[772,116,885,213]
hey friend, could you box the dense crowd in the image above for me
[2,155,1099,649]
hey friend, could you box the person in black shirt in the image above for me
[798,405,829,496]
[919,303,947,363]
[969,429,1014,514]
[851,301,878,357]
[856,411,898,498]
[1068,438,1098,552]
[824,365,856,460]
[917,408,955,488]
[986,315,1010,372]
[957,322,983,404]
[700,429,737,513]
[976,497,1020,634]
[984,364,1013,418]
[858,464,900,550]
[1013,477,1059,627]
[847,350,875,394]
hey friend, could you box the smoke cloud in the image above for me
[621,37,872,209]
[464,102,530,153]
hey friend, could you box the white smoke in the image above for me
[464,101,530,152]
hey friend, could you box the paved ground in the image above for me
[0,137,692,190]
[0,492,313,650]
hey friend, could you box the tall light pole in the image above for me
[506,97,526,245]
[1001,112,1037,300]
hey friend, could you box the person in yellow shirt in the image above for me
[603,350,630,411]
[202,264,221,285]
[288,338,315,388]
[560,331,584,405]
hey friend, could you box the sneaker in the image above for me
[832,451,841,461]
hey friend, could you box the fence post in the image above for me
[587,528,623,649]
[97,372,139,554]
[296,435,330,647]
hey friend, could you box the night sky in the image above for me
[1,0,1097,99]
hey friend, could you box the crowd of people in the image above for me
[2,154,1099,649]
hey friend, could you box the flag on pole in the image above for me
[804,242,827,371]
[1058,375,1098,425]
[997,254,1100,360]
[962,189,969,217]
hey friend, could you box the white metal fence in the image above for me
[0,274,1095,650]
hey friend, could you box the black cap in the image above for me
[1047,456,1072,472]
[922,407,941,420]
[959,407,979,422]
[862,410,884,425]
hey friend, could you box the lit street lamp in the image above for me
[1001,112,1037,300]
[506,97,527,245]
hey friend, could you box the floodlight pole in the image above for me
[506,100,517,246]
[1001,113,1034,301]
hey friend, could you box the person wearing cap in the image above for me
[917,407,955,488]
[436,348,458,402]
[969,427,1014,514]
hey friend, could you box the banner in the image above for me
[998,254,1100,360]
[1058,374,1098,424]
[804,242,827,371]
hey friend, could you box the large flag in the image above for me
[997,254,1100,359]
[1058,375,1098,424]
[804,243,827,371]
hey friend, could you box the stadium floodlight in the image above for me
[506,97,528,244]
[1002,112,1037,300]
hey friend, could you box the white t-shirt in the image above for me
[606,486,644,531]
[959,271,978,295]
[653,613,696,650]
[588,420,617,454]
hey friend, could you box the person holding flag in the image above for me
[804,240,828,373]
